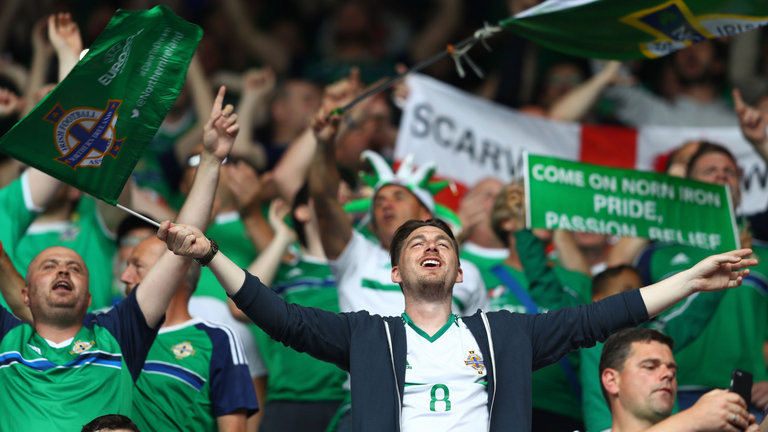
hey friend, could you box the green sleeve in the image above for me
[580,342,612,432]
[647,290,727,351]
[515,229,581,309]
[0,176,38,251]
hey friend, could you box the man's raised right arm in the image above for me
[158,221,353,368]
[307,110,352,260]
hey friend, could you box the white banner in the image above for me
[394,74,768,215]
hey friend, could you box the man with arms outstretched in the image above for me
[158,213,755,431]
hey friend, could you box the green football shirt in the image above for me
[0,289,157,431]
[480,230,592,421]
[132,318,259,431]
[254,254,347,402]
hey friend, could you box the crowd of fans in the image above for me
[1,0,768,431]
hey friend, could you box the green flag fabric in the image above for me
[0,5,202,204]
[501,0,768,59]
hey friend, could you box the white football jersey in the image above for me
[401,314,489,431]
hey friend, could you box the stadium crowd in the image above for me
[1,0,768,431]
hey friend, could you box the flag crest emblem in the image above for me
[171,341,195,359]
[44,100,125,170]
[71,339,95,354]
[464,350,484,374]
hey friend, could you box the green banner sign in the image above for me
[524,154,739,251]
[0,5,201,204]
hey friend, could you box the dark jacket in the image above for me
[231,271,648,431]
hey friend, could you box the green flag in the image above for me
[501,0,768,59]
[0,5,202,204]
[524,154,739,252]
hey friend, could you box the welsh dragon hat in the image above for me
[343,150,461,229]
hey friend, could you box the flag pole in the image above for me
[329,24,502,118]
[116,203,161,228]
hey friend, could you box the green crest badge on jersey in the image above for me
[59,224,81,241]
[44,100,125,170]
[464,350,484,374]
[171,341,195,359]
[71,339,95,354]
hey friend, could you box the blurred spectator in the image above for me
[121,237,259,431]
[457,177,507,276]
[256,77,322,171]
[635,142,768,418]
[550,41,736,126]
[486,182,591,431]
[240,190,347,432]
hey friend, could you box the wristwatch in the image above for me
[194,238,219,266]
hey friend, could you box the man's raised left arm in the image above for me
[136,86,238,327]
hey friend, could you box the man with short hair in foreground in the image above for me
[600,327,758,432]
[158,216,756,431]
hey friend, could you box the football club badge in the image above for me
[171,341,195,359]
[71,339,95,354]
[464,350,485,374]
[44,100,125,170]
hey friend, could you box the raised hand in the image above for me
[734,88,768,150]
[242,67,276,102]
[504,182,526,231]
[31,17,53,57]
[203,86,239,161]
[0,88,22,117]
[267,198,296,242]
[688,248,757,293]
[321,67,363,114]
[47,12,82,59]
[157,221,210,259]
[310,108,341,146]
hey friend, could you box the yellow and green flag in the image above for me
[0,5,202,204]
[502,0,768,59]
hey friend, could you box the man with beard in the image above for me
[157,214,756,431]
[308,109,487,318]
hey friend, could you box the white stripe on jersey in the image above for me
[200,319,247,365]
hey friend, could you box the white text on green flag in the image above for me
[524,154,739,251]
[0,5,202,205]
